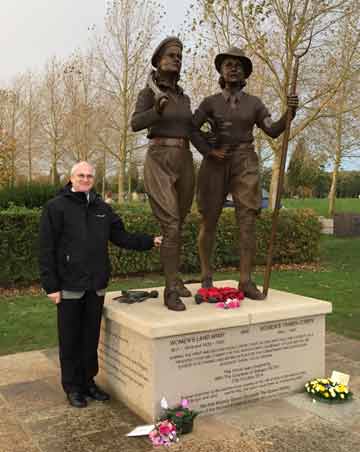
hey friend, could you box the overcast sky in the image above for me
[1,0,192,82]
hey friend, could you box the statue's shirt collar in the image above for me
[155,73,184,95]
[222,89,244,104]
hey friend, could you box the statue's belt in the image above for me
[149,137,189,148]
[219,143,255,153]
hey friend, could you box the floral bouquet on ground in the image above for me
[195,287,244,308]
[148,419,178,447]
[159,398,198,434]
[305,377,352,403]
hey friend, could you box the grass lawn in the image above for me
[282,197,360,217]
[0,236,359,356]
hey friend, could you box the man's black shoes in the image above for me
[67,391,87,408]
[84,384,110,402]
[66,385,110,407]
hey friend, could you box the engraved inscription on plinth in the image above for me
[98,318,155,419]
[98,283,331,422]
[155,316,324,416]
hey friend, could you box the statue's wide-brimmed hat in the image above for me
[151,36,183,68]
[215,47,253,78]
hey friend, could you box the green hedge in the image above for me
[0,206,41,286]
[0,205,321,287]
[0,183,60,209]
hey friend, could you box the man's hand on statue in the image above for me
[48,291,61,304]
[154,236,163,247]
[209,148,227,160]
[287,95,299,111]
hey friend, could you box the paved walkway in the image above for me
[1,332,360,452]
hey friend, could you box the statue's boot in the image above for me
[238,278,266,300]
[201,276,214,289]
[238,219,266,300]
[198,218,216,289]
[164,287,186,311]
[161,246,186,311]
[174,239,192,297]
[174,278,192,297]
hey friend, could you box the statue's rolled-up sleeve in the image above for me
[191,99,213,156]
[256,99,288,139]
[131,88,161,132]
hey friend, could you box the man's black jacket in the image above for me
[39,184,154,294]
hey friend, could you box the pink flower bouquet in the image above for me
[216,298,241,309]
[159,398,198,434]
[149,419,178,447]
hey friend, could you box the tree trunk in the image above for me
[328,82,346,218]
[28,144,32,182]
[27,120,32,182]
[269,147,281,210]
[128,167,132,199]
[328,129,342,217]
[328,159,339,217]
[117,155,125,203]
[10,102,16,187]
[51,144,58,185]
[118,138,126,203]
[101,148,106,198]
[10,140,16,188]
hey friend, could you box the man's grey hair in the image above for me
[70,161,95,177]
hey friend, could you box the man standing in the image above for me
[39,161,161,408]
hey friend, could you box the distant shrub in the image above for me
[0,183,60,209]
[255,208,321,264]
[0,205,321,287]
[0,206,40,286]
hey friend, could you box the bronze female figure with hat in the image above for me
[131,37,195,311]
[192,47,298,299]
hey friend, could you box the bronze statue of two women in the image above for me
[132,38,298,311]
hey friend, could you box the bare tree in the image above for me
[187,0,357,208]
[0,129,14,187]
[63,51,105,167]
[18,71,42,181]
[96,0,163,202]
[40,57,67,183]
[325,11,360,216]
[0,82,22,186]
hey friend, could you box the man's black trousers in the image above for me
[57,291,104,393]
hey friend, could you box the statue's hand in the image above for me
[200,130,217,147]
[287,95,299,112]
[209,148,227,161]
[154,93,169,114]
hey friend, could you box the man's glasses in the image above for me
[76,174,94,180]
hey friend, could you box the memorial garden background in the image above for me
[1,0,359,354]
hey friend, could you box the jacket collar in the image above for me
[61,183,99,205]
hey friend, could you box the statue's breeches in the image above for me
[197,149,261,221]
[144,145,195,248]
[196,148,261,281]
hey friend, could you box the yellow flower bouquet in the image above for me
[305,378,352,403]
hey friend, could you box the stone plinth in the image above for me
[97,281,332,422]
[334,213,360,237]
[319,216,334,235]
